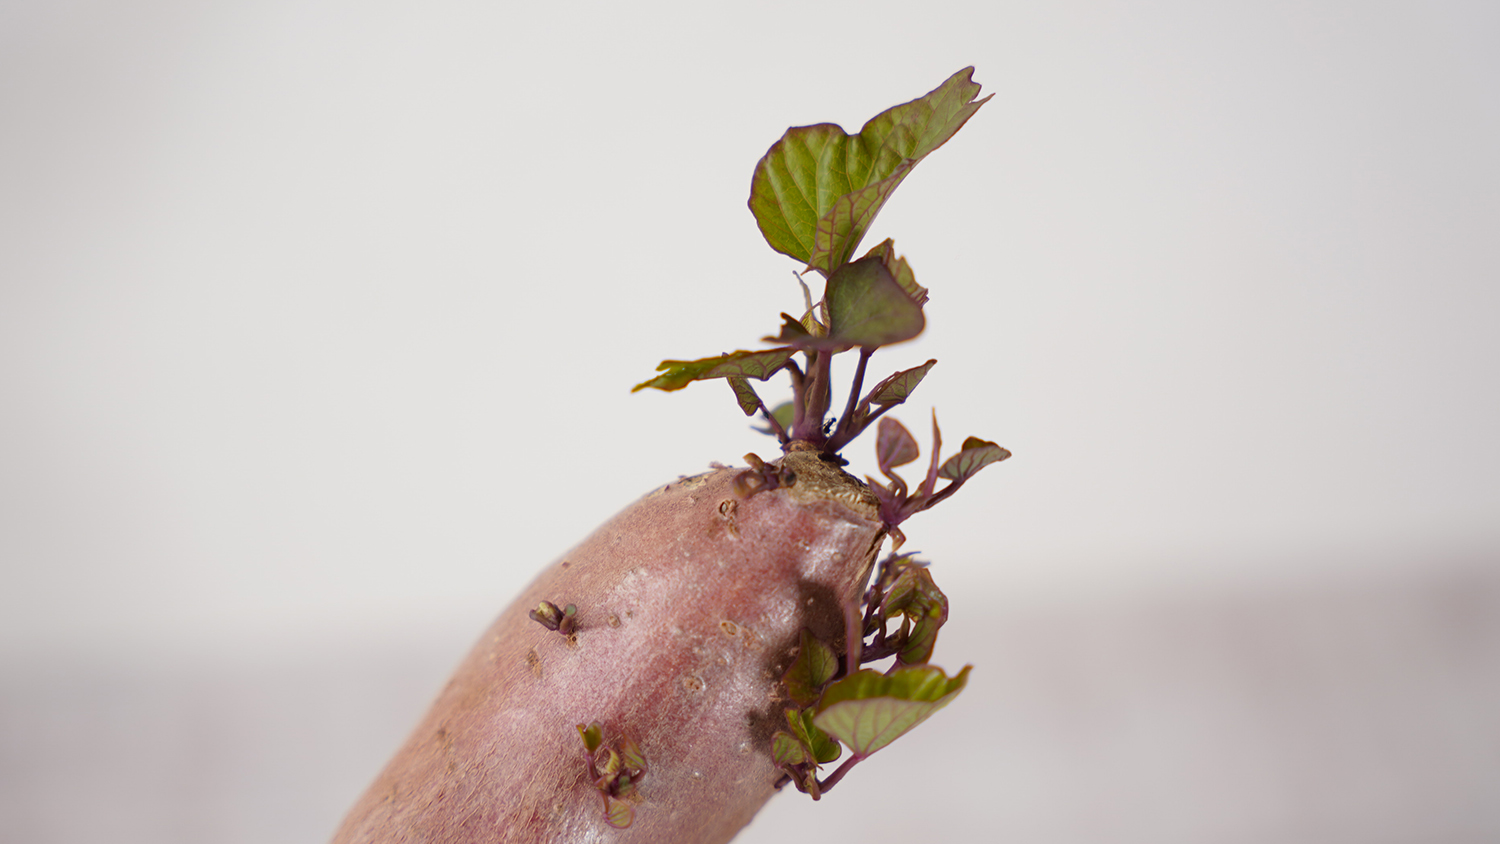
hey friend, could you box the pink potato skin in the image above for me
[332,450,887,844]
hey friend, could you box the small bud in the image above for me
[597,746,622,778]
[576,722,604,755]
[530,601,565,631]
[531,601,580,635]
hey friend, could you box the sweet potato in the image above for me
[332,67,1007,844]
[332,452,884,844]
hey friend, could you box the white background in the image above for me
[3,2,1498,842]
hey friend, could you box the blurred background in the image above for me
[3,1,1498,841]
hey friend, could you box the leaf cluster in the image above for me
[867,415,1012,547]
[626,70,1006,803]
[633,68,1007,489]
[576,721,647,829]
[771,555,970,799]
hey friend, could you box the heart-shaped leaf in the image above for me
[777,257,923,350]
[813,665,971,758]
[829,258,925,347]
[632,347,797,393]
[876,417,920,473]
[749,68,992,274]
[937,436,1012,482]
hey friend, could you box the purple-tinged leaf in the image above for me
[813,665,971,758]
[899,596,947,666]
[596,746,622,777]
[802,257,924,350]
[938,436,1012,482]
[632,348,797,392]
[861,239,928,306]
[783,628,839,706]
[866,360,938,409]
[749,68,992,274]
[864,475,901,511]
[618,735,647,774]
[872,556,950,665]
[762,312,813,344]
[604,796,634,829]
[876,418,920,474]
[748,123,848,266]
[785,708,841,765]
[807,164,915,273]
[878,559,923,617]
[726,377,761,416]
[772,731,807,766]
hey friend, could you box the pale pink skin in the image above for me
[332,451,886,844]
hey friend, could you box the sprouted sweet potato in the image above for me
[333,67,1008,844]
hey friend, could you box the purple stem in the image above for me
[817,754,864,794]
[829,346,874,448]
[921,409,943,499]
[756,395,790,444]
[794,351,834,442]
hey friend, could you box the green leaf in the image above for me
[618,735,647,774]
[867,359,937,406]
[597,746,622,777]
[813,665,971,758]
[899,595,948,666]
[762,312,812,344]
[769,401,795,431]
[937,436,1012,482]
[878,559,923,618]
[876,417,920,473]
[576,722,603,755]
[862,239,929,306]
[793,257,922,350]
[807,163,915,274]
[772,730,807,766]
[632,348,797,392]
[786,707,842,765]
[783,628,839,706]
[749,68,992,274]
[726,377,761,416]
[604,796,634,829]
[873,557,950,665]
